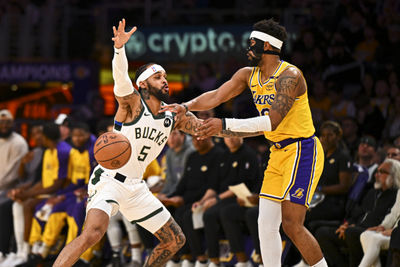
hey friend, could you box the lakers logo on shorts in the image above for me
[291,188,304,199]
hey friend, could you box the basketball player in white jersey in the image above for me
[53,19,259,267]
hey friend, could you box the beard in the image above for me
[0,129,13,138]
[248,55,261,67]
[148,84,169,103]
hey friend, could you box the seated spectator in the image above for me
[340,116,360,159]
[219,179,263,266]
[2,124,44,266]
[0,110,29,260]
[359,160,400,267]
[307,121,353,228]
[200,137,259,267]
[9,123,70,265]
[25,122,96,266]
[158,129,194,198]
[386,146,400,161]
[316,159,399,267]
[387,225,400,267]
[160,135,224,267]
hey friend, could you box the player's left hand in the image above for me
[112,18,137,49]
[195,118,222,139]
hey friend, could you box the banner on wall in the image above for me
[124,25,252,61]
[0,62,99,104]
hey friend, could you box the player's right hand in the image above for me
[112,18,137,49]
[159,103,187,123]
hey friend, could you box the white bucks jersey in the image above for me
[111,99,175,179]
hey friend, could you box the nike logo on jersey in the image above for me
[144,112,151,116]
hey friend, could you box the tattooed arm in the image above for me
[269,67,305,130]
[175,112,262,138]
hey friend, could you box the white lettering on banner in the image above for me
[126,28,251,59]
[148,33,162,53]
[173,33,190,57]
[191,33,207,54]
[0,65,71,81]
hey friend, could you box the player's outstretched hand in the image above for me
[159,103,186,122]
[195,118,222,139]
[112,18,137,49]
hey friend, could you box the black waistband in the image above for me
[114,172,127,183]
[273,135,315,149]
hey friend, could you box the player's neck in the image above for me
[144,96,162,115]
[259,56,281,81]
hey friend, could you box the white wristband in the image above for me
[224,116,271,133]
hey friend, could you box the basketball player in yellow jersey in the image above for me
[161,19,327,267]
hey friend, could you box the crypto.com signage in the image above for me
[125,25,251,62]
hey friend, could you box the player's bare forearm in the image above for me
[215,130,263,138]
[175,112,203,136]
[269,67,302,130]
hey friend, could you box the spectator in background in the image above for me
[316,159,399,267]
[0,110,29,260]
[10,123,69,264]
[28,122,96,266]
[306,121,353,229]
[354,25,380,63]
[199,137,260,267]
[327,86,356,122]
[361,72,375,98]
[359,159,400,267]
[55,113,71,142]
[371,79,390,119]
[386,146,400,161]
[357,136,379,184]
[383,95,400,141]
[309,80,331,129]
[158,129,194,198]
[355,95,385,141]
[341,117,360,160]
[160,135,225,267]
[2,124,44,266]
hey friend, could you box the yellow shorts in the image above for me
[260,136,324,207]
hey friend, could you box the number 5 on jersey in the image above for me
[138,145,151,161]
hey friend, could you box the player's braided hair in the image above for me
[253,19,287,43]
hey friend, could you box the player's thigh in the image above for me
[281,200,307,227]
[260,147,295,200]
[119,183,171,234]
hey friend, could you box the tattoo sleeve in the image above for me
[270,74,298,120]
[178,112,203,135]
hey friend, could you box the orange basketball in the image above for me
[94,132,131,170]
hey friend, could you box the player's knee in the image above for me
[83,224,106,245]
[281,217,302,238]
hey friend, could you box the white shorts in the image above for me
[87,167,171,234]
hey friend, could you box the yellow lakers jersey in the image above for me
[249,60,315,142]
[68,148,91,185]
[42,149,60,188]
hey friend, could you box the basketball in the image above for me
[94,132,132,170]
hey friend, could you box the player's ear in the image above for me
[264,41,271,51]
[139,81,146,89]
